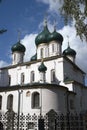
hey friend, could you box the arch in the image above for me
[31,71,35,83]
[32,92,40,108]
[51,69,56,83]
[7,94,13,110]
[26,91,30,97]
[21,72,25,84]
[0,95,2,110]
[40,48,44,58]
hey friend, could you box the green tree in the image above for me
[60,0,87,41]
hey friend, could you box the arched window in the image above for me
[40,48,44,58]
[31,71,35,83]
[0,95,2,110]
[8,75,11,86]
[52,44,55,53]
[32,92,40,108]
[7,94,13,110]
[26,91,30,97]
[70,99,74,110]
[13,53,16,61]
[51,69,55,83]
[21,73,25,84]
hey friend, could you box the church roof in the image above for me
[11,40,26,53]
[38,60,47,72]
[63,46,76,56]
[35,24,50,46]
[35,20,63,46]
[30,53,37,61]
[48,29,63,43]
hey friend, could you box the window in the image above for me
[7,94,13,110]
[0,95,2,110]
[31,71,35,83]
[51,69,56,82]
[40,48,44,58]
[48,47,49,56]
[32,92,40,108]
[8,75,11,86]
[13,53,16,61]
[21,73,25,84]
[52,44,55,53]
[70,99,74,110]
[26,91,30,97]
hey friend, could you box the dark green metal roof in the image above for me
[63,46,76,56]
[35,25,63,46]
[11,41,26,53]
[48,30,63,43]
[35,25,50,46]
[30,53,37,61]
[38,61,47,72]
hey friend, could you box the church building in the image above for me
[0,19,87,129]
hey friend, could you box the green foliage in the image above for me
[61,0,87,41]
[0,29,7,34]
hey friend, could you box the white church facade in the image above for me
[0,19,87,129]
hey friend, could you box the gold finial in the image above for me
[17,30,21,41]
[67,35,70,47]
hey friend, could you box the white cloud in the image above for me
[37,0,63,13]
[21,24,87,74]
[59,25,87,75]
[0,60,8,68]
[21,34,37,61]
[21,23,87,85]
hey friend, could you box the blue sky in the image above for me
[0,0,87,84]
[0,0,64,63]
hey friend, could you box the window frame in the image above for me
[0,95,2,110]
[7,94,13,110]
[51,69,56,83]
[32,92,40,109]
[31,71,35,83]
[52,44,55,53]
[40,48,44,58]
[21,73,25,84]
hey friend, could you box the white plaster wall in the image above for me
[67,55,75,63]
[81,88,87,112]
[63,58,84,84]
[73,84,83,113]
[49,41,62,56]
[63,83,73,91]
[37,43,48,59]
[41,87,67,114]
[0,87,67,115]
[12,52,24,65]
[0,91,18,113]
[1,58,66,86]
[0,69,9,87]
[0,56,84,88]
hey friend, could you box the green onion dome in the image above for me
[63,46,76,56]
[11,40,26,53]
[38,61,47,72]
[30,53,37,61]
[48,30,63,43]
[35,22,50,46]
